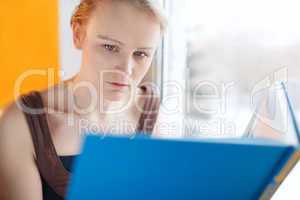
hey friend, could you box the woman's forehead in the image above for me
[86,1,161,47]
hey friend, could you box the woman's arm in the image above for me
[0,103,43,200]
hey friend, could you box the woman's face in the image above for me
[74,1,162,101]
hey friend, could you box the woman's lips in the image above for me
[107,81,129,88]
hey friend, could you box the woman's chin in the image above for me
[105,91,127,102]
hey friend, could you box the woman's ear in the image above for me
[72,23,85,49]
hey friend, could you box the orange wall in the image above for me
[0,1,60,108]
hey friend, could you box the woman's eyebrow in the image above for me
[97,34,154,50]
[137,47,154,50]
[96,34,124,45]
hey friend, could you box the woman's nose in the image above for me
[116,56,133,76]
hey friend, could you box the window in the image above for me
[161,0,300,138]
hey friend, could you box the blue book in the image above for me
[66,82,300,200]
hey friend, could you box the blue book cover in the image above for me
[66,136,300,200]
[66,82,300,200]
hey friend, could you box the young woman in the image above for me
[0,0,167,199]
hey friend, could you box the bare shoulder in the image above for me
[0,101,43,200]
[0,101,35,157]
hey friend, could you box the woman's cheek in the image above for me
[89,49,114,70]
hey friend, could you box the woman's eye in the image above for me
[134,51,149,59]
[103,44,119,52]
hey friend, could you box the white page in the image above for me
[244,82,299,145]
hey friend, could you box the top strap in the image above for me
[135,84,161,134]
[19,91,70,198]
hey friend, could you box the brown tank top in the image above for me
[19,84,160,198]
